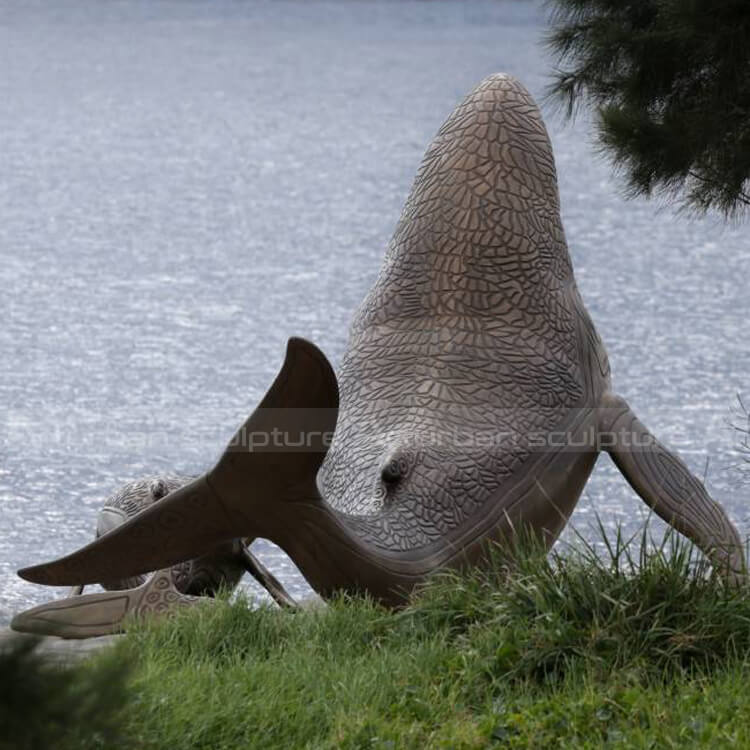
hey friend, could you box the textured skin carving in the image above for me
[93,476,194,592]
[599,393,744,580]
[89,475,253,597]
[93,476,297,605]
[320,75,597,550]
[16,74,745,623]
[137,568,199,616]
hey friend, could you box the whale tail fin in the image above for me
[598,392,746,582]
[18,338,339,587]
[11,567,202,640]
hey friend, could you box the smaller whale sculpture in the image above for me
[12,476,295,638]
[14,74,746,640]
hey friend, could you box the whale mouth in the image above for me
[18,337,339,587]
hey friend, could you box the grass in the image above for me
[9,526,750,748]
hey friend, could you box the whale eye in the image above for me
[150,479,169,500]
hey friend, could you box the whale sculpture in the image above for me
[14,75,745,637]
[12,476,296,638]
[77,475,294,604]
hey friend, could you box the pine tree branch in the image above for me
[686,170,749,212]
[546,0,750,218]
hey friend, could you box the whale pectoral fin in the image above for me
[599,392,746,581]
[18,337,339,587]
[11,569,202,640]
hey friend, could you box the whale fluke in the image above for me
[18,337,339,586]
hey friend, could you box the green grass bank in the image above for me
[6,530,750,749]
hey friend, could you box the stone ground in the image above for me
[0,627,120,664]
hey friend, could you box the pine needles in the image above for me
[545,0,750,217]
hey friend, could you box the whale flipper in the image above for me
[10,568,202,639]
[599,392,745,580]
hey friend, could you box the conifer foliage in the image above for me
[546,0,750,216]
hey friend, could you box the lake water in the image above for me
[2,0,749,623]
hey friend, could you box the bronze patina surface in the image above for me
[12,477,294,637]
[14,75,744,636]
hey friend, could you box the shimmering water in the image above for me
[2,0,749,623]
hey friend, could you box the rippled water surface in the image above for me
[2,0,750,623]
